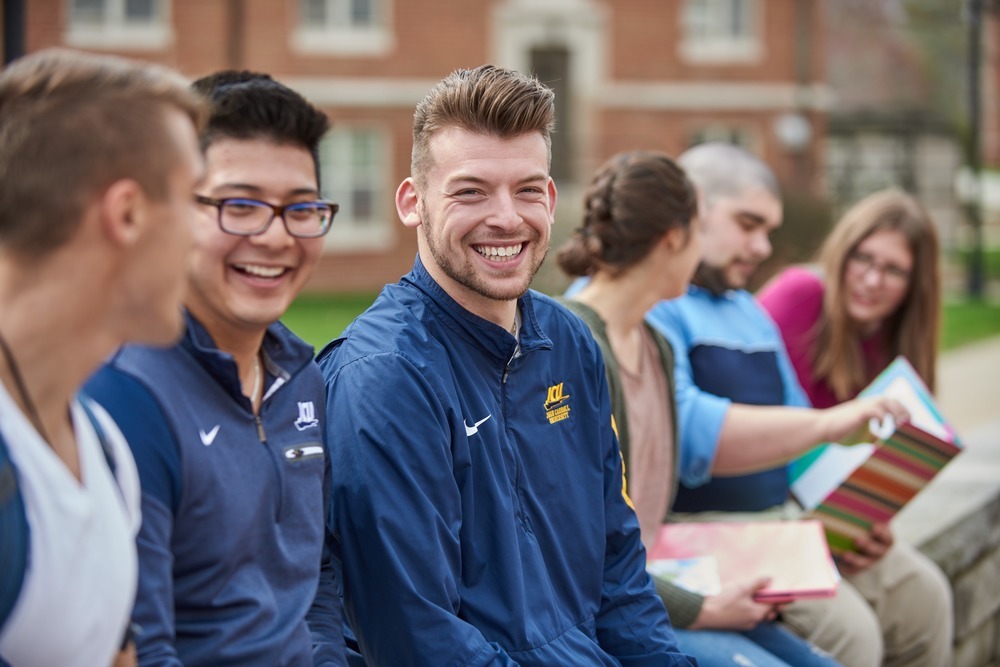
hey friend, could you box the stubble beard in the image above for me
[422,219,548,303]
[692,261,741,296]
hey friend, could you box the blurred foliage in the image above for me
[900,0,970,129]
[750,192,835,291]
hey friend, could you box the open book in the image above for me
[789,356,963,555]
[647,520,839,603]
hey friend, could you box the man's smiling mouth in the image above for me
[474,244,523,262]
[233,263,287,278]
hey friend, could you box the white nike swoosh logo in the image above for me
[464,414,492,437]
[199,425,220,446]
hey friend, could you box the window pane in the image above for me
[71,0,106,22]
[351,132,374,168]
[730,0,750,38]
[352,189,374,222]
[301,0,328,24]
[125,0,156,20]
[683,0,710,38]
[350,0,373,25]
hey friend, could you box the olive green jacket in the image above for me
[559,298,703,628]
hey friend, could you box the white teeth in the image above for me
[475,244,523,261]
[235,264,285,278]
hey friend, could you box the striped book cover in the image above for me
[811,411,962,555]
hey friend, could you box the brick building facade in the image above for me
[15,0,828,293]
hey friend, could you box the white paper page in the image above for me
[647,556,722,596]
[791,442,875,510]
[879,376,951,441]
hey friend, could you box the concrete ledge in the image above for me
[895,420,1000,667]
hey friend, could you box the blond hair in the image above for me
[0,48,207,257]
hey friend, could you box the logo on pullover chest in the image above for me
[464,414,492,437]
[294,401,319,431]
[199,425,220,446]
[544,382,571,424]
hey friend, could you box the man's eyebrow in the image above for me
[210,183,319,197]
[734,210,769,227]
[445,173,549,188]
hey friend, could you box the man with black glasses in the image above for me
[86,71,347,667]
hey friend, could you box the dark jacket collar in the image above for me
[181,310,315,399]
[402,255,552,361]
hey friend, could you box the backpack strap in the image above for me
[79,396,116,480]
[0,430,30,636]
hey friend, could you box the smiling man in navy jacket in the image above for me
[86,72,345,666]
[318,65,694,667]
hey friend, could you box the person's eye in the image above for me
[886,265,910,279]
[224,201,263,216]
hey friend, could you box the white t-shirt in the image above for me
[0,381,140,667]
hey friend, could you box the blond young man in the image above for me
[0,49,205,666]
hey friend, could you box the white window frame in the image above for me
[291,0,394,57]
[689,123,756,151]
[679,0,761,64]
[319,125,394,252]
[65,0,173,50]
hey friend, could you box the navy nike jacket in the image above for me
[86,313,345,667]
[318,257,693,667]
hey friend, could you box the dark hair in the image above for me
[411,64,555,187]
[557,150,697,277]
[192,70,330,185]
[0,48,206,257]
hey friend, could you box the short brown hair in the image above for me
[813,189,941,397]
[0,48,207,257]
[410,64,555,187]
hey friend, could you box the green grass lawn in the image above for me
[283,292,1000,352]
[282,292,378,350]
[941,299,1000,350]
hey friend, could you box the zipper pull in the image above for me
[254,414,266,443]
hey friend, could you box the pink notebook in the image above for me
[647,520,839,603]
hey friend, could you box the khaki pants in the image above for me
[672,504,954,667]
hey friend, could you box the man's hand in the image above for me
[837,522,894,575]
[689,577,779,631]
[819,396,909,445]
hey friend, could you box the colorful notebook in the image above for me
[789,356,963,555]
[647,520,839,603]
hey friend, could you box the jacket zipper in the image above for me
[501,348,532,537]
[254,410,285,521]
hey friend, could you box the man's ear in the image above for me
[662,225,688,252]
[97,179,146,247]
[396,177,423,229]
[546,178,558,221]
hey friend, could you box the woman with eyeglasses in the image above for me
[759,188,940,409]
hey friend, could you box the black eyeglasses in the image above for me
[194,195,339,239]
[847,251,911,287]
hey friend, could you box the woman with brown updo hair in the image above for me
[558,150,841,667]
